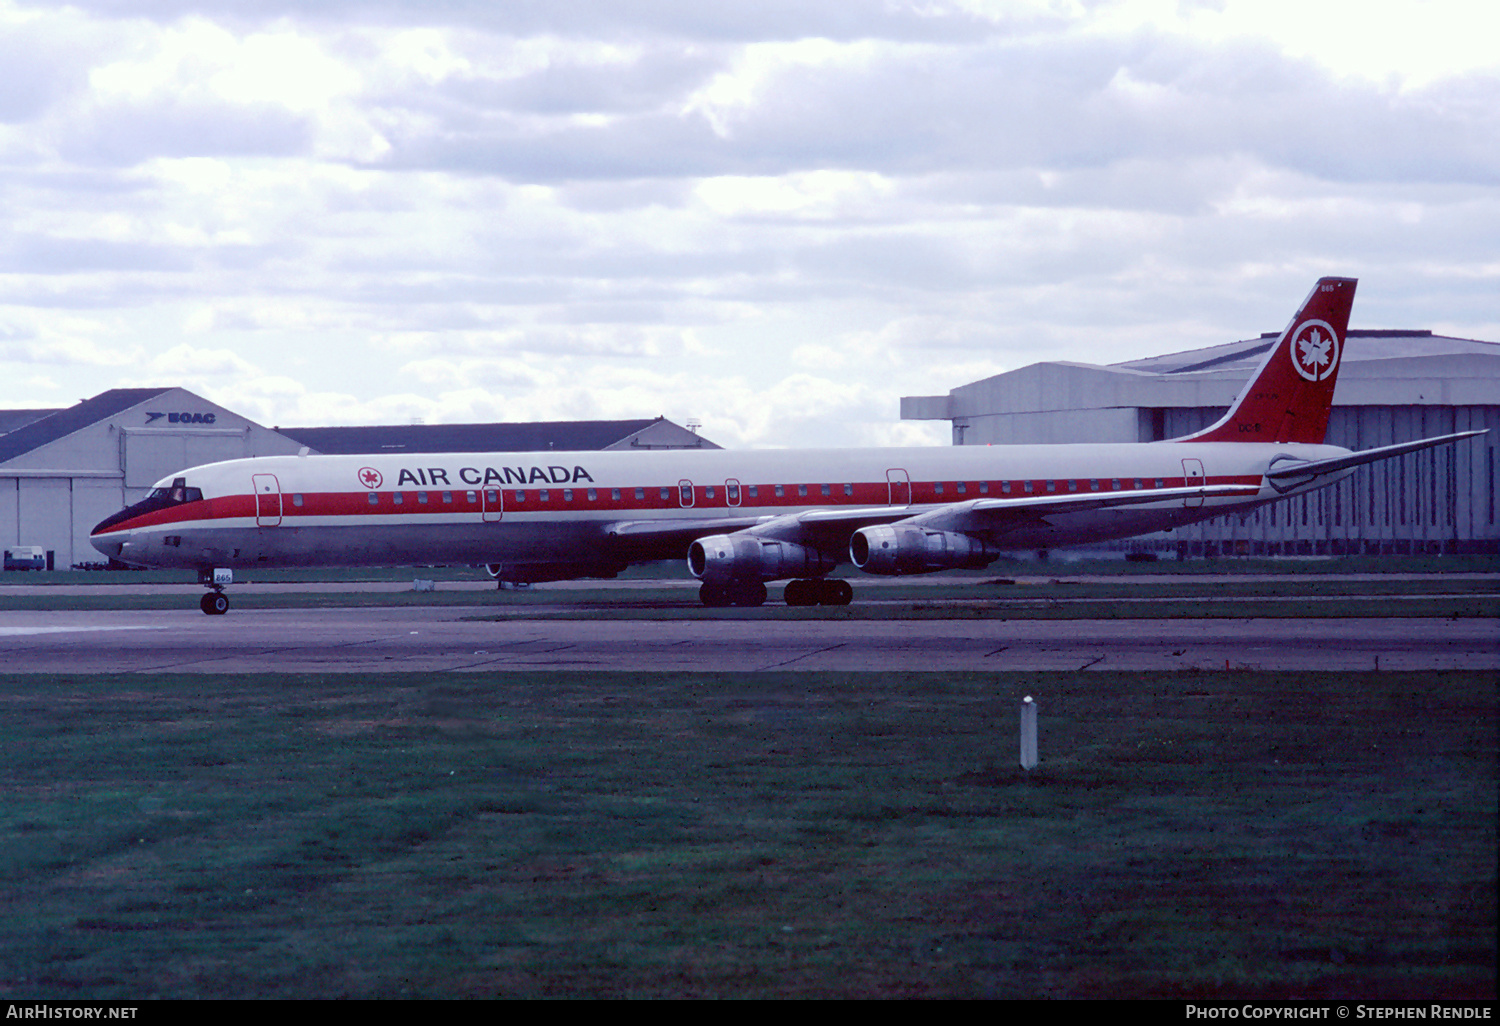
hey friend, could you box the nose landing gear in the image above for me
[197,567,232,615]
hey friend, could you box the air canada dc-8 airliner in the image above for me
[92,277,1483,614]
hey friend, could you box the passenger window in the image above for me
[485,490,497,504]
[1090,479,1099,491]
[418,492,428,504]
[442,491,453,503]
[979,482,989,494]
[611,488,621,501]
[820,484,830,496]
[934,483,944,495]
[467,491,477,503]
[293,493,304,507]
[844,483,853,496]
[393,492,403,505]
[1134,478,1144,489]
[1155,478,1165,488]
[539,490,549,502]
[747,485,758,498]
[798,484,808,497]
[515,491,525,502]
[368,492,379,505]
[564,489,573,502]
[957,482,966,494]
[727,484,739,502]
[705,486,715,500]
[660,487,670,501]
[1046,481,1056,492]
[588,489,597,501]
[775,485,784,498]
[1001,482,1011,494]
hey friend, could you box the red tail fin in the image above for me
[1179,277,1357,444]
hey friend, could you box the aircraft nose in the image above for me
[90,526,124,560]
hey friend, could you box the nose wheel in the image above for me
[200,590,229,615]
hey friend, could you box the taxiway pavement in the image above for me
[3,607,1494,674]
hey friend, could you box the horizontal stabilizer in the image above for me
[1265,430,1487,481]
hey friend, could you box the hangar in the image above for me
[0,389,714,569]
[902,330,1500,555]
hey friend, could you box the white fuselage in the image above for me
[92,441,1351,576]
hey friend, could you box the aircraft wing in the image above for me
[887,484,1263,535]
[608,482,1263,558]
[1265,430,1486,482]
[606,515,773,561]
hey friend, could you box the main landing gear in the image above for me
[697,578,854,607]
[698,581,767,607]
[783,578,853,607]
[197,567,232,615]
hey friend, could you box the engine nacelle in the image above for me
[849,525,998,576]
[688,533,838,586]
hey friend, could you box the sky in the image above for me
[0,0,1496,448]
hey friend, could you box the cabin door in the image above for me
[1181,458,1205,508]
[887,469,911,506]
[482,488,503,523]
[253,474,282,526]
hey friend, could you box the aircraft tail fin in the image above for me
[1178,277,1357,444]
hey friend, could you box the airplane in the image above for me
[91,277,1483,614]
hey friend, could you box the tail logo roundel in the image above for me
[1290,319,1340,382]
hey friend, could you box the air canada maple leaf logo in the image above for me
[1290,319,1340,382]
[358,467,383,489]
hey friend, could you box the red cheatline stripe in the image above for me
[94,473,1266,533]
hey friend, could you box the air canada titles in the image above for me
[394,465,594,488]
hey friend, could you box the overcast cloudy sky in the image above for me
[1,0,1495,447]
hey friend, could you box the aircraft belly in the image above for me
[168,520,610,569]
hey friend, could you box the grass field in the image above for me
[1,669,1493,999]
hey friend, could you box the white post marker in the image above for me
[1020,695,1038,771]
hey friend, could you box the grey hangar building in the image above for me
[902,329,1499,557]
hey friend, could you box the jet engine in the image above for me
[688,533,838,586]
[849,525,998,575]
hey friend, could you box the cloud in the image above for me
[0,0,1493,446]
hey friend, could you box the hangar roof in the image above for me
[0,388,170,465]
[267,417,719,454]
[1,391,721,471]
[1113,330,1496,375]
[903,330,1500,421]
[0,408,61,434]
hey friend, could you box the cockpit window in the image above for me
[147,477,203,503]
